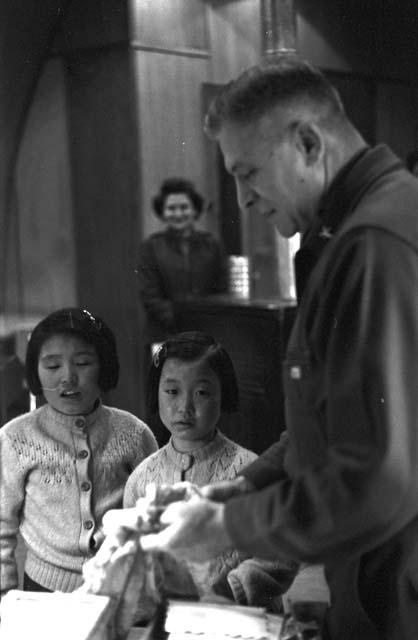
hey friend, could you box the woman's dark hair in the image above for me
[151,177,205,219]
[26,307,119,395]
[147,331,239,414]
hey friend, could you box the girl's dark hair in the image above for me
[147,331,239,414]
[26,307,119,395]
[151,177,205,219]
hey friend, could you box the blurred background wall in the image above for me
[2,0,418,417]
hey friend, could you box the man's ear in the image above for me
[294,122,324,166]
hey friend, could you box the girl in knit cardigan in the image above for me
[123,331,297,611]
[0,307,158,599]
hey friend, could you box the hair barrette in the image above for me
[152,343,165,367]
[81,309,102,330]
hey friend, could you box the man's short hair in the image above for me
[26,307,119,395]
[205,54,347,137]
[147,331,239,415]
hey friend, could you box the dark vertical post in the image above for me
[0,0,69,312]
[61,0,143,415]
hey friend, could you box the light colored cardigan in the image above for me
[0,402,157,596]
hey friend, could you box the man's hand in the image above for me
[200,476,255,502]
[102,507,143,540]
[140,496,233,562]
[101,486,235,563]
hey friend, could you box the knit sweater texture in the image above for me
[0,402,158,596]
[124,430,257,503]
[124,431,258,599]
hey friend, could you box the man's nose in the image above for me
[235,178,257,211]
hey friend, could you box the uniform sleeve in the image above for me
[0,430,25,597]
[225,230,418,562]
[135,239,175,331]
[239,431,290,489]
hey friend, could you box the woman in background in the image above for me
[136,177,228,345]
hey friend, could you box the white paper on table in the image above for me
[0,589,114,640]
[165,600,283,640]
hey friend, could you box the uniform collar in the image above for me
[295,144,404,300]
[316,144,403,236]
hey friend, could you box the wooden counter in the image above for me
[173,295,297,454]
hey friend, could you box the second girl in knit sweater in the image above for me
[123,331,297,610]
[0,307,158,599]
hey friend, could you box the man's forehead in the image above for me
[218,116,281,172]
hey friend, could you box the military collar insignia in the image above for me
[318,226,333,240]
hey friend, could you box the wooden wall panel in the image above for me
[16,58,76,313]
[296,0,377,73]
[130,0,208,51]
[53,0,129,51]
[0,0,70,313]
[296,0,418,85]
[375,82,418,160]
[3,195,21,312]
[207,0,261,84]
[374,1,418,85]
[66,46,143,415]
[133,50,212,239]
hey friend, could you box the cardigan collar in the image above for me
[166,430,227,470]
[43,399,102,434]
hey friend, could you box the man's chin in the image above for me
[271,215,299,238]
[274,224,297,239]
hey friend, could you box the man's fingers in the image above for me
[200,484,226,500]
[140,528,202,561]
[200,478,244,501]
[139,501,198,553]
[102,507,141,535]
[140,529,172,553]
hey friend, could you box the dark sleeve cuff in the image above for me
[239,432,289,489]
